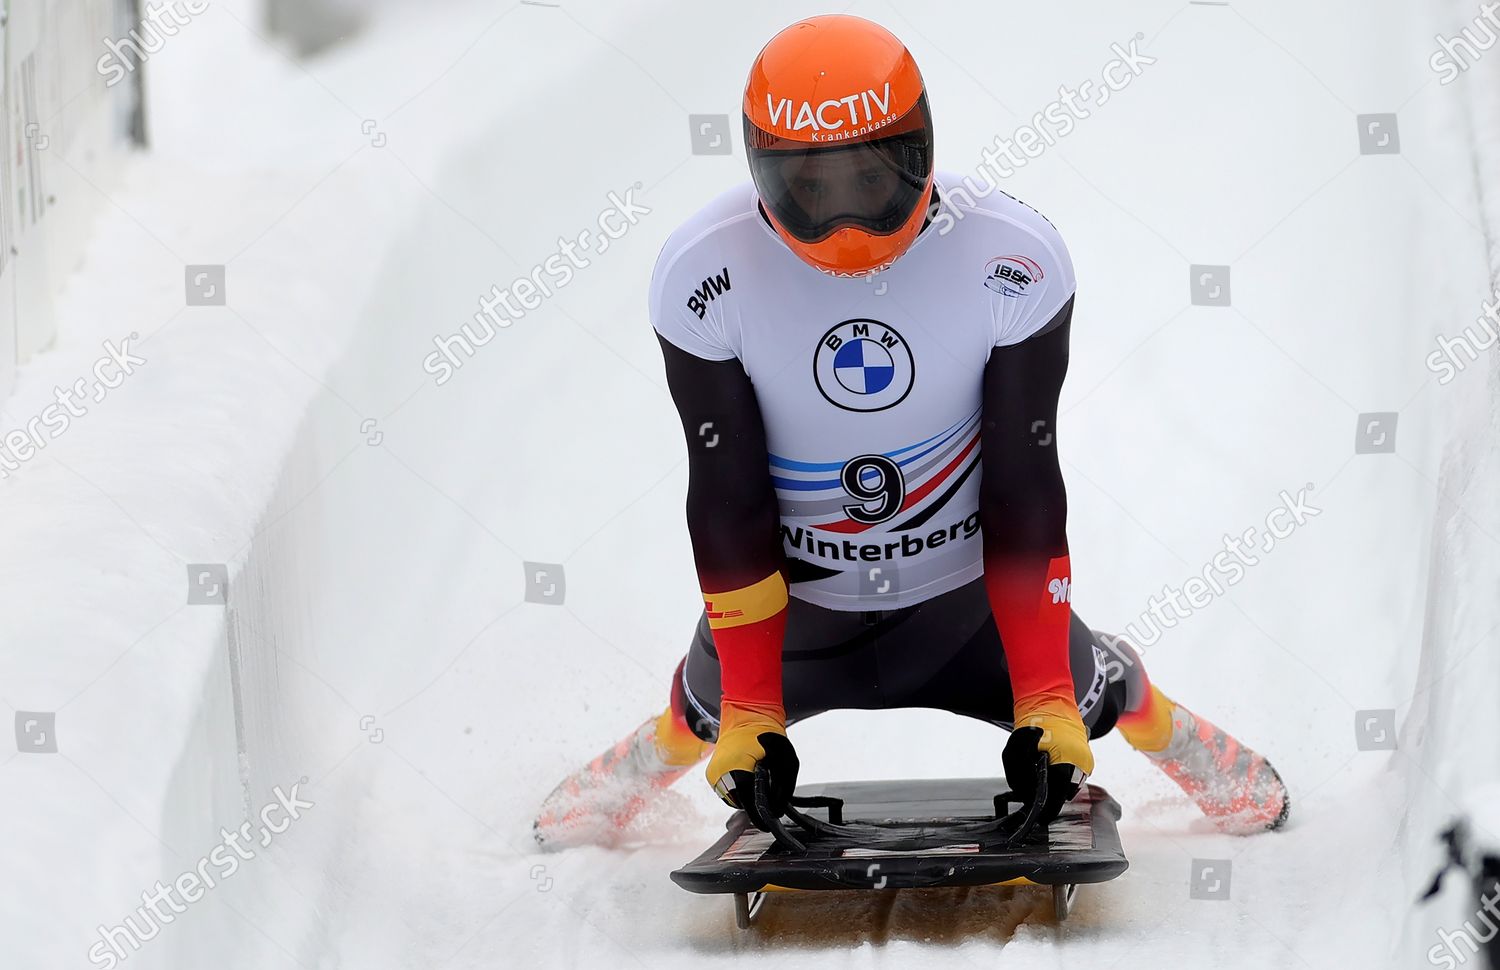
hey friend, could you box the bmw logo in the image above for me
[813,319,915,412]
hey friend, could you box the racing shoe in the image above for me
[1131,688,1290,835]
[533,708,711,851]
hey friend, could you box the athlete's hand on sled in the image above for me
[705,701,799,830]
[1003,696,1094,824]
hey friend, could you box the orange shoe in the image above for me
[1145,701,1290,835]
[533,711,710,851]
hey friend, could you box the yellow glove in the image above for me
[705,701,799,830]
[1004,695,1094,822]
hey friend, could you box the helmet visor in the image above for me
[746,93,933,244]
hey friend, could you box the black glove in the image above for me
[1003,726,1087,825]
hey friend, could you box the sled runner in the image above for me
[670,767,1128,928]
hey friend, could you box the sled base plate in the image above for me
[672,778,1126,925]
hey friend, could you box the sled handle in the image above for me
[788,794,843,825]
[753,758,1049,852]
[753,765,806,852]
[1002,755,1050,846]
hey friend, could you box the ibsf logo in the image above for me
[765,83,894,135]
[983,255,1043,299]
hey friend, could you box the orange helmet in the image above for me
[743,15,935,278]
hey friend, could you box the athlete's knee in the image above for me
[1065,618,1114,736]
[671,655,721,743]
[1093,630,1150,709]
[1088,676,1127,740]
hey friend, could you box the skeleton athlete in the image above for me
[535,13,1289,849]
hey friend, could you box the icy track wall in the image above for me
[156,6,687,966]
[0,0,142,401]
[1398,1,1500,964]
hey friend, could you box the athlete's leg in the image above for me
[656,656,717,764]
[1094,631,1290,833]
[1095,632,1173,750]
[869,589,1286,832]
[884,577,1123,737]
[681,594,898,740]
[531,653,712,850]
[535,595,883,848]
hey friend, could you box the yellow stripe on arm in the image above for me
[703,572,788,630]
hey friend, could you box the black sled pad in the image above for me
[671,777,1127,895]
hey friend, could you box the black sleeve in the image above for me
[978,298,1073,559]
[656,334,784,592]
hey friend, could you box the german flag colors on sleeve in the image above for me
[983,553,1076,711]
[703,571,789,713]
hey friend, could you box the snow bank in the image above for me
[1396,0,1500,962]
[151,3,699,967]
[0,1,139,407]
[0,1,450,966]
